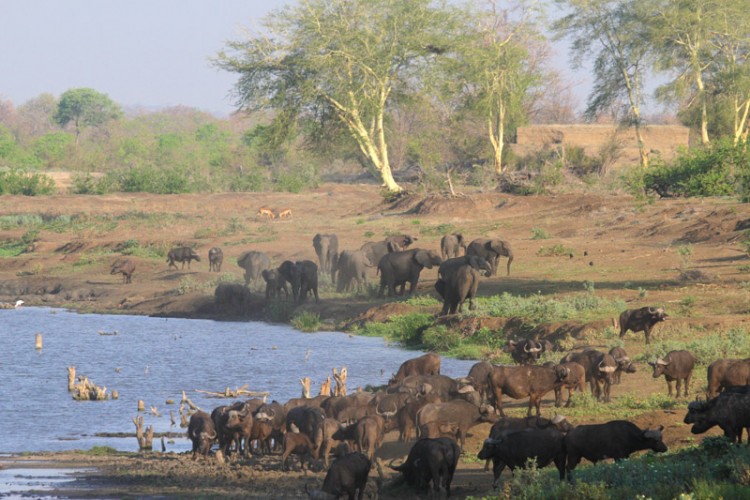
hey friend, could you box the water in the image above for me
[0,466,93,497]
[0,307,476,453]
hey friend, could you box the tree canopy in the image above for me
[54,88,122,144]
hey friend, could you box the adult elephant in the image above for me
[435,256,491,315]
[278,260,301,302]
[440,234,466,260]
[312,233,339,274]
[237,250,271,287]
[377,248,442,297]
[360,240,401,267]
[466,238,514,276]
[333,249,369,293]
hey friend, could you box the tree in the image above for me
[553,0,652,168]
[54,88,122,145]
[649,0,722,145]
[214,0,457,193]
[446,1,545,175]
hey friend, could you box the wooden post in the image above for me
[67,367,76,392]
[319,376,331,396]
[333,367,347,397]
[300,377,311,398]
[35,333,42,350]
[112,390,119,400]
[137,400,145,412]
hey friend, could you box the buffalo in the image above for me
[282,432,318,471]
[355,415,386,461]
[187,411,216,460]
[503,339,545,365]
[306,451,371,500]
[390,437,460,497]
[488,364,568,416]
[706,358,750,398]
[208,247,223,272]
[167,246,201,270]
[609,346,636,385]
[564,420,667,480]
[685,390,750,443]
[648,349,696,398]
[551,362,586,407]
[110,258,135,284]
[478,416,572,487]
[560,349,617,402]
[416,399,497,449]
[618,306,668,344]
[388,353,441,386]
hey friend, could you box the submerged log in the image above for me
[194,386,268,399]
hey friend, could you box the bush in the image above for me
[421,325,461,351]
[644,139,750,199]
[0,169,56,195]
[291,311,321,332]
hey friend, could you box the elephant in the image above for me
[312,233,339,275]
[438,255,492,282]
[262,268,289,301]
[435,265,482,315]
[440,234,466,260]
[377,248,442,297]
[208,247,223,272]
[360,240,401,267]
[278,260,319,303]
[237,250,271,288]
[333,250,369,293]
[466,238,514,276]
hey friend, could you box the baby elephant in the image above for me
[649,349,695,398]
[262,268,289,301]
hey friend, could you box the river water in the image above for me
[0,307,476,453]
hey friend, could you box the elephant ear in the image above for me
[413,250,433,268]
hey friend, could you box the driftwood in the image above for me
[181,391,200,411]
[35,333,42,350]
[150,406,162,417]
[72,375,108,401]
[333,367,347,397]
[132,415,154,451]
[194,385,269,399]
[67,366,76,392]
[319,376,332,396]
[300,377,311,398]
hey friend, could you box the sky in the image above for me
[1,0,290,116]
[0,0,591,118]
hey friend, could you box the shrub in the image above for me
[422,325,461,351]
[0,169,56,195]
[291,311,321,332]
[531,227,550,240]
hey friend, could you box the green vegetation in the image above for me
[637,328,750,366]
[291,311,322,332]
[470,437,750,500]
[537,244,574,257]
[0,229,39,257]
[530,227,550,240]
[0,169,55,195]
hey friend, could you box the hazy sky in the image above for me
[1,0,290,116]
[1,0,590,117]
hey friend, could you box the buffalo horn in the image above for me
[388,458,406,471]
[598,360,616,373]
[647,306,656,313]
[551,414,567,425]
[290,422,300,433]
[656,358,669,366]
[643,425,664,439]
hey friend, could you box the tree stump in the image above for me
[67,366,76,392]
[319,376,331,396]
[333,367,347,396]
[300,377,311,398]
[132,416,154,451]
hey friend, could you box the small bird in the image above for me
[0,299,24,309]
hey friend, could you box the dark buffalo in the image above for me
[618,306,668,344]
[504,339,544,365]
[609,346,636,385]
[286,406,326,454]
[564,420,667,480]
[167,246,200,270]
[467,361,495,408]
[187,410,216,460]
[211,402,246,456]
[110,258,135,284]
[306,451,371,500]
[388,374,478,405]
[223,404,255,456]
[706,358,750,398]
[478,419,571,487]
[560,350,617,402]
[388,353,441,386]
[685,391,750,443]
[254,400,286,451]
[488,364,568,416]
[390,437,460,497]
[416,399,497,449]
[551,362,586,407]
[208,247,223,272]
[649,349,696,398]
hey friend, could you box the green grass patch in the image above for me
[418,223,458,237]
[636,328,750,366]
[531,227,550,240]
[291,311,321,332]
[536,244,574,257]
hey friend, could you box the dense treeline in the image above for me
[0,0,749,197]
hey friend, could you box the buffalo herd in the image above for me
[183,348,750,496]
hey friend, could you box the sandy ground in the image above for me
[0,183,746,497]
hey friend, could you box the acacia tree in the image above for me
[214,0,457,193]
[446,1,545,175]
[54,88,121,145]
[554,0,652,168]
